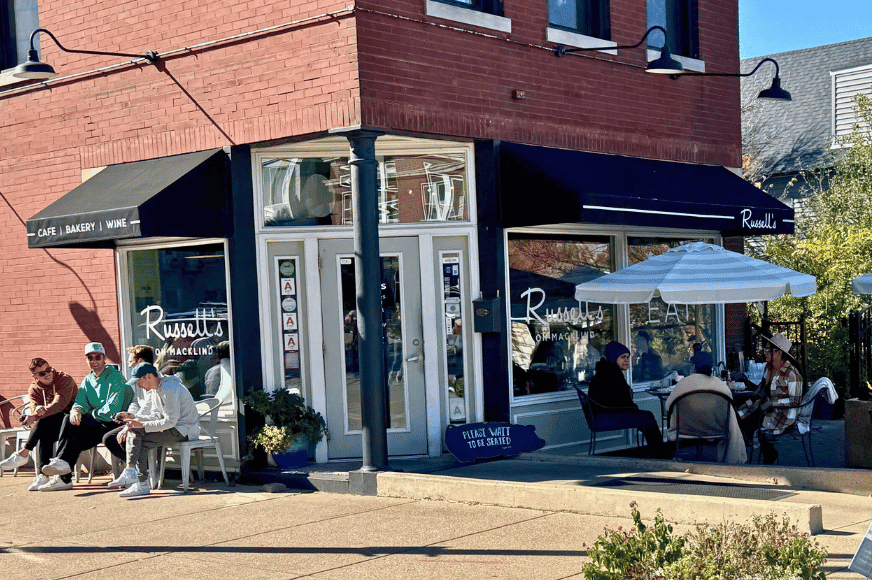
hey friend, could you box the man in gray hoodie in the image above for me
[106,362,200,497]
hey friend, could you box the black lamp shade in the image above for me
[11,48,57,80]
[646,45,684,75]
[757,77,792,101]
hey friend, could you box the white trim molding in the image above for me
[425,0,511,33]
[546,28,617,55]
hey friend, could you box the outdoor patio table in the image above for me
[645,387,674,432]
[647,384,756,433]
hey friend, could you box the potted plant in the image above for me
[244,389,329,468]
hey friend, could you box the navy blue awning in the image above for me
[27,149,229,248]
[499,142,793,235]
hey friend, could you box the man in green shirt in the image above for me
[39,342,129,491]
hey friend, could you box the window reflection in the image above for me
[508,235,616,397]
[126,244,234,412]
[628,238,717,383]
[261,154,468,226]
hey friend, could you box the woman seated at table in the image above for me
[664,352,747,464]
[588,341,667,458]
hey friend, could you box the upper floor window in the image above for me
[433,0,502,16]
[426,0,511,33]
[647,0,698,59]
[832,64,872,146]
[548,0,610,40]
[0,0,39,71]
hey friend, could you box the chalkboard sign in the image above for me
[445,422,546,463]
[850,520,872,578]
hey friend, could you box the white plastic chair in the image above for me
[1,395,30,477]
[154,397,229,492]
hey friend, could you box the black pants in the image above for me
[739,410,778,464]
[23,412,68,470]
[597,409,667,458]
[54,414,118,483]
[101,426,130,464]
[636,411,667,459]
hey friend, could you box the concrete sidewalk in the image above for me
[1,465,869,580]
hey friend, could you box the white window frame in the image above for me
[251,136,477,233]
[425,0,511,33]
[505,224,724,406]
[831,64,872,149]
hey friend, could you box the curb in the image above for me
[376,471,824,535]
[520,452,872,496]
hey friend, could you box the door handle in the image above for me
[406,353,422,363]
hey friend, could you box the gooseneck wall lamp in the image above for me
[672,57,791,101]
[12,28,159,80]
[555,25,684,75]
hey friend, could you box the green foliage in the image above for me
[664,513,827,580]
[582,502,684,580]
[583,505,828,580]
[248,424,300,454]
[758,94,872,394]
[244,389,329,447]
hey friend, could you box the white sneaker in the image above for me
[41,457,71,476]
[38,475,73,492]
[27,474,49,491]
[0,451,28,471]
[118,480,150,498]
[107,468,139,489]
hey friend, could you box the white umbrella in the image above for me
[852,274,872,295]
[574,242,817,304]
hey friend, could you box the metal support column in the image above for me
[348,131,390,472]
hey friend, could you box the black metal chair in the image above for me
[667,390,733,462]
[574,387,644,455]
[753,377,835,466]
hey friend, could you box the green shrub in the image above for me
[582,502,684,580]
[583,504,828,580]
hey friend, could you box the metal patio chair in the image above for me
[667,390,733,462]
[574,387,644,455]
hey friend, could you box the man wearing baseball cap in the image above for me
[39,342,129,491]
[736,333,803,464]
[103,362,200,497]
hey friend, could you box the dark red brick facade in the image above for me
[0,0,742,397]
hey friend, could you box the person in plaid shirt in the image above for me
[737,333,803,464]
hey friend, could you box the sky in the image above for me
[739,0,872,58]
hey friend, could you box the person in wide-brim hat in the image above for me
[736,332,803,464]
[761,332,792,354]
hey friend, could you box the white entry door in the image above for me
[319,237,428,459]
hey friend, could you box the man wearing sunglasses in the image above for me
[39,342,129,491]
[0,359,78,490]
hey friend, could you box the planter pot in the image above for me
[269,435,309,469]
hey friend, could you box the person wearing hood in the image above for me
[587,341,666,458]
[665,351,747,464]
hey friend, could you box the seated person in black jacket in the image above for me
[588,341,666,458]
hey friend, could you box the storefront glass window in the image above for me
[261,154,468,226]
[628,237,718,384]
[441,251,467,423]
[508,234,616,398]
[339,256,408,431]
[125,243,235,411]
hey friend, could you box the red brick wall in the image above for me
[0,0,360,400]
[357,0,741,166]
[723,236,747,355]
[0,0,743,400]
